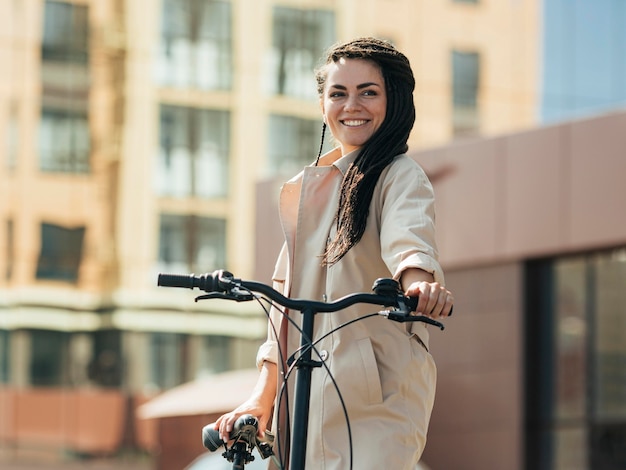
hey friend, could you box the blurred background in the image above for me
[0,0,625,469]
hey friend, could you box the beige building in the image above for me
[0,0,541,466]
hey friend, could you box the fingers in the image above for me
[217,412,239,441]
[411,282,454,318]
[215,404,271,441]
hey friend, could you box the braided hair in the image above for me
[315,37,416,265]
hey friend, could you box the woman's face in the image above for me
[320,58,387,155]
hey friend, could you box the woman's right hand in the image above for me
[214,361,278,441]
[214,397,273,442]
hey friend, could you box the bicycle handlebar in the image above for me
[158,270,444,330]
[158,270,445,469]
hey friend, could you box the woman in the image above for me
[215,37,454,469]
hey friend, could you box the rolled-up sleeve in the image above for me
[379,157,445,285]
[256,339,278,369]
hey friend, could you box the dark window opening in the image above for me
[36,222,85,282]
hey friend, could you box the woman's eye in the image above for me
[362,89,377,96]
[329,92,344,98]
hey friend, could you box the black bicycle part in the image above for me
[160,272,445,470]
[202,414,274,469]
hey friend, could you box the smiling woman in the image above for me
[213,37,454,470]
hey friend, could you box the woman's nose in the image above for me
[344,95,361,112]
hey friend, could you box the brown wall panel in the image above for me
[424,263,523,470]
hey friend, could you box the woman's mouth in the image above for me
[341,119,368,127]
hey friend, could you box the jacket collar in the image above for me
[315,147,361,175]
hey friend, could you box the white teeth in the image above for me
[343,120,367,127]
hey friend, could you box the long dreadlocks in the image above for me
[315,37,416,266]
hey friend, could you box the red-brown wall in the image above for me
[252,109,626,470]
[0,387,157,458]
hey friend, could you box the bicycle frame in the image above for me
[158,270,444,470]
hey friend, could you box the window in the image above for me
[452,50,480,136]
[149,332,187,390]
[525,248,626,470]
[30,330,69,386]
[156,105,230,198]
[197,335,231,376]
[0,330,9,383]
[268,7,336,99]
[40,1,91,173]
[42,1,89,64]
[157,214,226,274]
[36,222,85,282]
[267,115,331,175]
[5,220,13,281]
[541,1,626,122]
[39,108,90,173]
[88,331,122,388]
[157,0,232,90]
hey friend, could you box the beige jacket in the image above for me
[257,148,443,470]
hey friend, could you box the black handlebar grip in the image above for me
[202,424,224,452]
[158,271,232,292]
[202,415,259,452]
[157,273,200,289]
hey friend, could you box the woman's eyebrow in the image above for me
[328,82,382,90]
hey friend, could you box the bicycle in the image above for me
[158,269,445,470]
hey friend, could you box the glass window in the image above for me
[36,222,85,282]
[553,258,589,469]
[88,331,122,388]
[156,105,230,198]
[525,247,626,470]
[157,214,226,274]
[42,1,89,64]
[157,0,232,90]
[452,50,480,136]
[39,108,90,173]
[267,114,330,175]
[197,335,231,377]
[268,7,336,99]
[5,220,13,281]
[590,249,626,468]
[40,1,90,174]
[30,330,69,386]
[149,332,187,390]
[541,1,626,123]
[592,249,626,419]
[0,330,9,383]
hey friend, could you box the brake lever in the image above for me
[380,295,445,330]
[195,289,255,302]
[381,309,445,330]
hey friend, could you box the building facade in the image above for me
[0,0,624,468]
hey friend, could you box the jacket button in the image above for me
[319,350,329,361]
[322,294,327,302]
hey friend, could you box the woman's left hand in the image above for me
[404,281,454,318]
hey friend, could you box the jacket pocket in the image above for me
[410,333,429,353]
[356,337,383,405]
